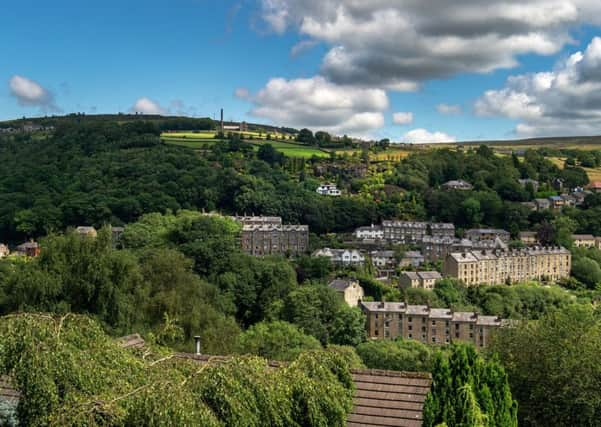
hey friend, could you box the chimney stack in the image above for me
[194,335,201,355]
[220,109,224,132]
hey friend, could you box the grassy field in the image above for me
[161,132,329,158]
[163,130,294,141]
[546,156,601,181]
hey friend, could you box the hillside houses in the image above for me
[361,301,504,347]
[442,179,473,191]
[328,278,364,307]
[316,183,341,196]
[15,240,40,257]
[235,215,309,256]
[354,224,383,240]
[443,246,571,286]
[313,248,365,267]
[399,271,442,290]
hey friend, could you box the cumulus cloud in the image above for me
[437,104,462,115]
[129,97,167,115]
[392,112,414,125]
[403,128,456,144]
[475,37,601,137]
[9,75,59,111]
[259,0,601,90]
[245,76,388,135]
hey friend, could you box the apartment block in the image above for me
[240,224,308,256]
[361,302,503,348]
[382,221,454,244]
[443,247,571,286]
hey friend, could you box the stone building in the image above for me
[420,236,506,262]
[399,271,442,290]
[233,215,282,226]
[361,301,504,347]
[382,221,454,244]
[75,226,97,238]
[234,216,309,256]
[443,246,571,286]
[328,278,365,307]
[465,228,511,243]
[16,240,40,257]
[572,234,596,248]
[519,231,538,246]
[240,224,308,256]
[0,244,9,258]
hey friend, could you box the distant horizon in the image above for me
[5,112,601,145]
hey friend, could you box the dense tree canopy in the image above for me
[490,305,601,427]
[0,313,356,427]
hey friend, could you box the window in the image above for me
[432,320,436,326]
[408,325,413,331]
[432,336,436,343]
[408,316,412,322]
[408,333,413,338]
[455,332,460,338]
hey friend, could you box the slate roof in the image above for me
[347,369,431,427]
[329,278,356,291]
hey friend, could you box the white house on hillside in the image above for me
[354,224,384,240]
[316,183,341,196]
[312,248,365,267]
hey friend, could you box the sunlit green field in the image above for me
[161,132,329,158]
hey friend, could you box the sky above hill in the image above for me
[2,0,601,142]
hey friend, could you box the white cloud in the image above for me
[475,37,601,137]
[437,104,462,115]
[403,128,456,144]
[129,97,167,115]
[259,0,601,89]
[290,39,319,57]
[9,75,58,111]
[234,87,250,99]
[246,75,388,135]
[392,112,414,125]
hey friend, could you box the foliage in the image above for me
[423,344,517,427]
[280,285,366,346]
[489,305,601,426]
[0,313,355,427]
[236,321,321,361]
[355,339,434,372]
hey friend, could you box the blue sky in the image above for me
[2,0,601,142]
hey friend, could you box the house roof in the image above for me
[329,279,357,291]
[572,234,595,240]
[403,251,424,259]
[347,369,431,427]
[417,271,442,280]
